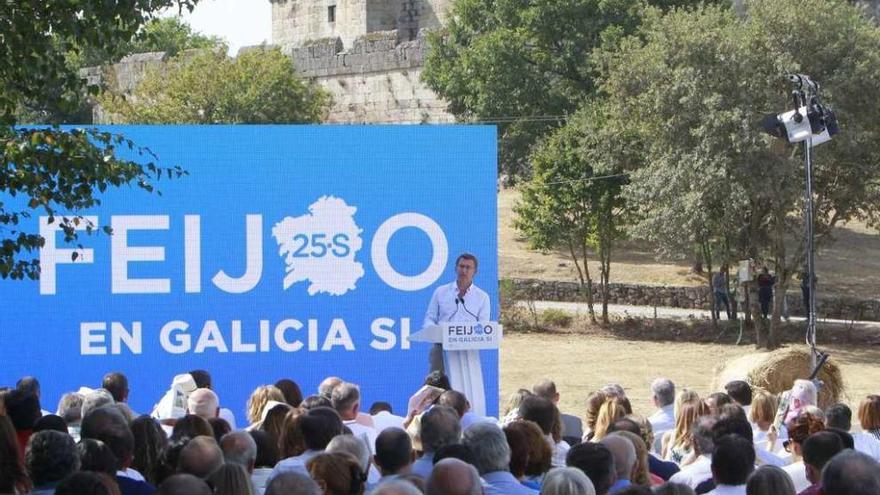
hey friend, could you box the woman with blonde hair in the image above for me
[307,452,366,495]
[210,462,255,495]
[582,391,607,442]
[246,385,285,427]
[662,391,706,465]
[858,394,880,441]
[749,389,778,445]
[592,396,627,441]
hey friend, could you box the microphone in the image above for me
[460,297,479,320]
[449,297,461,319]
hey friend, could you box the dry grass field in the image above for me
[499,189,880,298]
[499,332,880,419]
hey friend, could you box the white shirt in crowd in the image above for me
[649,404,675,452]
[853,431,880,461]
[783,461,811,492]
[669,454,712,488]
[345,419,378,454]
[371,410,406,432]
[546,435,570,468]
[706,484,747,495]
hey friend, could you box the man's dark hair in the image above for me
[532,379,557,400]
[81,406,135,471]
[708,392,732,410]
[369,401,393,415]
[265,471,321,495]
[824,427,855,449]
[5,389,41,431]
[157,473,213,495]
[712,415,753,443]
[724,381,752,406]
[16,376,40,397]
[25,430,80,486]
[178,436,223,479]
[433,444,477,466]
[424,371,451,391]
[250,430,279,468]
[692,417,717,456]
[566,442,616,495]
[614,487,653,495]
[77,438,118,475]
[421,406,461,453]
[821,450,880,495]
[519,395,555,435]
[437,390,467,418]
[300,395,332,410]
[375,427,412,474]
[300,407,343,450]
[171,414,213,442]
[275,379,303,408]
[825,403,852,431]
[55,471,113,495]
[33,414,67,434]
[456,253,478,270]
[608,418,641,436]
[711,434,755,486]
[188,370,212,390]
[802,431,843,472]
[102,372,129,403]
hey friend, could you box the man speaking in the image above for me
[423,253,490,416]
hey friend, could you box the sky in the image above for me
[162,0,273,55]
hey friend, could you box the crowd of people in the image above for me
[1,369,879,495]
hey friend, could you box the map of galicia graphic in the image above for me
[272,196,365,295]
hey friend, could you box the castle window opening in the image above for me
[328,5,336,23]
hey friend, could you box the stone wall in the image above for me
[506,278,880,322]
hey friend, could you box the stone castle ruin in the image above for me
[88,0,457,124]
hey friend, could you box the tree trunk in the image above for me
[568,238,596,323]
[701,239,716,327]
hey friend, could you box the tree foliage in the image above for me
[0,2,196,279]
[100,47,331,124]
[600,0,880,346]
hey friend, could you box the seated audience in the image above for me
[464,422,537,494]
[275,379,304,408]
[103,372,130,404]
[649,379,677,452]
[170,414,213,441]
[505,420,553,489]
[306,452,366,495]
[425,457,484,495]
[799,431,844,495]
[265,471,321,495]
[270,406,343,480]
[246,385,286,429]
[540,467,596,495]
[745,465,795,495]
[56,392,85,441]
[707,435,754,495]
[782,412,824,492]
[81,405,156,495]
[534,379,584,441]
[209,462,255,495]
[670,416,715,489]
[178,435,224,479]
[600,433,637,493]
[820,450,880,495]
[857,395,880,442]
[250,430,279,495]
[6,388,41,452]
[370,401,406,432]
[373,427,413,485]
[520,395,570,467]
[412,405,461,479]
[566,442,616,495]
[0,414,32,494]
[824,403,877,459]
[130,415,168,486]
[156,473,212,495]
[25,430,80,494]
[331,382,378,452]
[748,390,777,445]
[55,471,114,495]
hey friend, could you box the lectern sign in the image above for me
[442,322,502,351]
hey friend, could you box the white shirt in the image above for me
[854,431,880,461]
[546,434,570,468]
[423,281,490,326]
[670,454,712,488]
[372,411,406,432]
[251,467,273,495]
[783,461,811,492]
[649,404,675,452]
[706,484,747,495]
[345,419,378,454]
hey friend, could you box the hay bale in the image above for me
[712,346,844,409]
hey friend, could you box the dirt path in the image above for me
[499,332,880,419]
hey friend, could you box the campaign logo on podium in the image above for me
[442,322,502,351]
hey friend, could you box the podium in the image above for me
[409,321,502,417]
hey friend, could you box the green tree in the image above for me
[422,0,726,180]
[601,0,880,347]
[0,2,196,279]
[514,102,630,323]
[100,47,330,124]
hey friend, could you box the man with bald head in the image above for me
[372,480,425,495]
[178,436,224,479]
[187,388,219,421]
[426,458,484,495]
[600,433,636,493]
[156,474,212,495]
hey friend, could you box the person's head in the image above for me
[462,422,510,475]
[81,389,115,419]
[209,462,254,495]
[824,427,855,449]
[748,389,777,427]
[374,427,412,476]
[608,417,641,436]
[186,388,219,421]
[306,452,366,495]
[653,483,696,495]
[691,416,717,457]
[599,434,636,483]
[724,381,752,407]
[327,434,371,478]
[651,378,676,408]
[626,415,654,453]
[433,444,476,465]
[318,376,343,398]
[130,415,168,485]
[81,406,134,471]
[260,402,292,444]
[220,431,257,472]
[455,253,478,286]
[672,400,707,450]
[178,435,224,479]
[505,420,552,478]
[519,395,556,436]
[785,411,824,457]
[249,430,279,468]
[56,392,85,425]
[274,379,303,408]
[710,434,754,487]
[705,392,732,416]
[5,389,41,431]
[438,390,469,418]
[246,385,285,425]
[745,465,795,495]
[371,480,424,495]
[102,372,129,403]
[209,417,231,443]
[594,396,628,441]
[16,376,40,398]
[188,370,212,390]
[301,394,332,410]
[278,409,305,458]
[712,414,753,444]
[801,431,843,484]
[790,379,817,410]
[858,394,880,431]
[78,438,118,475]
[533,379,560,403]
[33,414,67,434]
[0,415,30,493]
[425,457,483,495]
[540,467,596,495]
[423,370,451,391]
[585,391,607,432]
[421,405,462,453]
[25,430,80,487]
[611,431,650,486]
[171,414,213,441]
[300,406,344,451]
[265,472,321,495]
[821,450,880,495]
[369,401,393,415]
[156,474,213,495]
[330,382,361,420]
[55,471,114,495]
[566,442,615,495]
[824,403,852,430]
